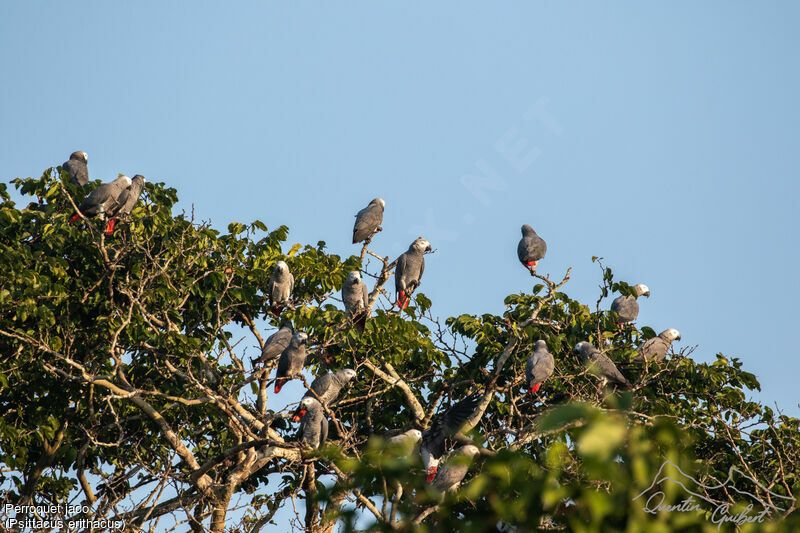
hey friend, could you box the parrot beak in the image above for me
[676,334,682,341]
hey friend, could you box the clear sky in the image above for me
[2,1,799,529]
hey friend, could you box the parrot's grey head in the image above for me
[372,198,386,209]
[521,224,536,236]
[279,320,294,331]
[118,174,132,187]
[275,261,289,273]
[634,284,650,298]
[661,328,681,342]
[573,341,592,356]
[339,368,357,382]
[534,340,548,350]
[346,271,361,284]
[411,237,432,253]
[71,150,88,163]
[406,429,423,442]
[460,444,480,457]
[132,174,147,184]
[300,396,319,410]
[292,332,308,345]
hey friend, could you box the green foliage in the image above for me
[0,169,797,532]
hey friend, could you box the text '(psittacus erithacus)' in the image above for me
[517,224,547,274]
[431,445,481,493]
[635,328,681,362]
[104,174,146,235]
[274,332,308,393]
[69,175,132,223]
[395,237,431,310]
[297,397,328,449]
[268,261,294,315]
[610,284,650,325]
[525,340,555,394]
[574,341,632,389]
[353,198,385,244]
[252,321,294,366]
[292,369,357,422]
[421,394,480,482]
[63,151,89,186]
[343,271,369,331]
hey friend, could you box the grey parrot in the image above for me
[104,174,146,235]
[610,284,650,324]
[353,198,385,244]
[252,321,294,365]
[525,340,555,394]
[268,260,294,315]
[387,429,423,452]
[292,368,357,421]
[517,224,547,274]
[395,237,432,309]
[63,151,89,186]
[343,271,369,331]
[69,175,132,223]
[421,394,480,482]
[635,328,681,362]
[274,332,308,393]
[431,445,480,493]
[574,341,632,389]
[297,397,328,449]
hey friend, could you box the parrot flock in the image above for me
[62,151,147,236]
[57,150,684,494]
[251,194,683,492]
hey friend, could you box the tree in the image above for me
[0,167,797,533]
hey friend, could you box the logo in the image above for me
[632,460,795,528]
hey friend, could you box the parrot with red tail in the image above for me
[517,224,547,274]
[395,237,431,310]
[525,340,554,395]
[69,175,131,224]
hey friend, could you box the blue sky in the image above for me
[2,1,799,529]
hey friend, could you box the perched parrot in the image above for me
[395,237,431,309]
[353,198,385,244]
[525,340,555,394]
[274,332,308,393]
[517,224,547,274]
[63,151,89,186]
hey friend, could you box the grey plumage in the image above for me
[574,341,632,389]
[71,175,132,220]
[274,332,308,393]
[63,151,89,186]
[353,198,385,244]
[268,261,294,310]
[298,397,328,449]
[517,224,547,272]
[253,321,293,364]
[431,445,480,492]
[108,174,146,218]
[420,394,480,479]
[387,429,423,452]
[302,368,357,405]
[610,284,650,324]
[343,271,369,316]
[525,340,555,394]
[395,237,431,309]
[343,271,369,330]
[636,328,681,362]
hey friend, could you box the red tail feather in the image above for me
[529,382,541,394]
[104,218,117,236]
[274,379,287,393]
[426,467,438,483]
[69,213,80,223]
